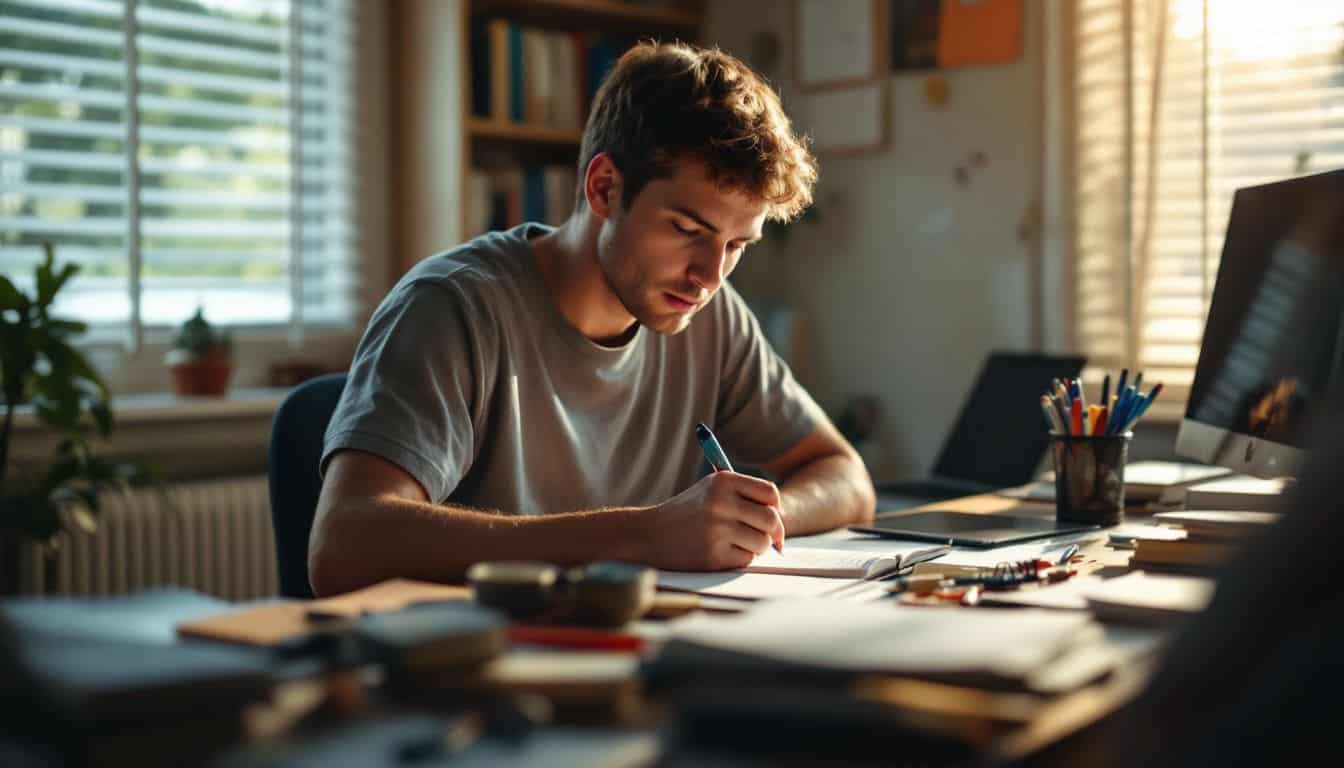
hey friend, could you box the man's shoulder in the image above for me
[397,225,541,298]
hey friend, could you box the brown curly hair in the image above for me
[578,41,817,223]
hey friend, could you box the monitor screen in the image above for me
[1177,168,1344,478]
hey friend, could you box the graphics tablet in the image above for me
[850,510,1100,548]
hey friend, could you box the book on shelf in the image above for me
[470,20,621,132]
[467,165,578,236]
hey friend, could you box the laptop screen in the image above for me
[931,352,1087,487]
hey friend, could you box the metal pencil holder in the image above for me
[1051,432,1131,526]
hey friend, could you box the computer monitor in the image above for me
[1176,168,1344,478]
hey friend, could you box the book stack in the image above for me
[1129,510,1279,574]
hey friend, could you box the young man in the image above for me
[308,42,875,597]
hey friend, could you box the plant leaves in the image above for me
[35,243,55,308]
[0,275,28,313]
[89,398,113,437]
[48,262,80,301]
[44,336,109,400]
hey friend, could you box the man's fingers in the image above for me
[732,521,774,556]
[727,473,783,507]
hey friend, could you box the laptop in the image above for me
[876,351,1087,514]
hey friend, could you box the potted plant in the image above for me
[0,244,144,595]
[165,307,233,397]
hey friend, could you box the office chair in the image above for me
[268,372,347,599]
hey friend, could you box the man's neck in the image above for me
[532,215,638,346]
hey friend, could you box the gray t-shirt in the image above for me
[323,222,822,515]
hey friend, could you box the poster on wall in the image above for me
[890,0,1022,71]
[936,0,1021,68]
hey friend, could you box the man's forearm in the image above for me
[778,453,876,536]
[309,497,649,596]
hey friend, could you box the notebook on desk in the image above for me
[743,544,951,579]
[876,352,1086,510]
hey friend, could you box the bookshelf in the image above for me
[459,0,704,239]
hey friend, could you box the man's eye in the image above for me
[673,222,698,237]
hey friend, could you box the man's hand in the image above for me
[638,472,787,571]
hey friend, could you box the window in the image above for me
[0,0,358,341]
[1071,0,1344,392]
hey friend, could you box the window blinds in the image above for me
[1072,0,1344,388]
[0,0,358,338]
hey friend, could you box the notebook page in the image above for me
[656,571,878,601]
[744,546,892,577]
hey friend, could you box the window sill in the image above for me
[12,387,288,430]
[11,388,291,481]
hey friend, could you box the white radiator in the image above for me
[20,475,279,600]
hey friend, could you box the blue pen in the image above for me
[695,422,734,472]
[695,423,782,553]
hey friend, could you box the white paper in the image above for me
[745,546,897,578]
[657,571,872,601]
[669,599,1095,680]
[798,0,874,85]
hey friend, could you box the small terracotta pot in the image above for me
[167,348,234,397]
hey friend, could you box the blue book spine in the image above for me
[508,25,524,122]
[523,167,546,224]
[588,38,617,102]
[469,20,491,118]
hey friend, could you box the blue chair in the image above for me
[268,373,347,599]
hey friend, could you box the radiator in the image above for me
[19,475,279,600]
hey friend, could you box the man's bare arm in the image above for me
[761,420,877,537]
[307,450,788,596]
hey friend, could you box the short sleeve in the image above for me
[712,285,824,467]
[322,280,496,503]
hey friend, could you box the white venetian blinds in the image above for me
[0,0,358,338]
[1072,0,1344,387]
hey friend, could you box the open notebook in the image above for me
[744,544,950,580]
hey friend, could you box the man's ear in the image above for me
[583,153,623,220]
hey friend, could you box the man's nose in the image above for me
[688,242,731,293]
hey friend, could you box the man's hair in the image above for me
[578,41,817,223]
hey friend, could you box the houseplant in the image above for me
[165,307,233,397]
[0,243,143,594]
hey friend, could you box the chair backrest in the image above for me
[268,373,347,599]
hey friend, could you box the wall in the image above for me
[389,0,467,276]
[706,0,1048,482]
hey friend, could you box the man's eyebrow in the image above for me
[668,205,762,243]
[668,205,719,233]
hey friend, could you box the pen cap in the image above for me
[1050,432,1131,527]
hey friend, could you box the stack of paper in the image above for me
[1083,572,1215,624]
[656,599,1098,690]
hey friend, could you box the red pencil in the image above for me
[507,625,644,652]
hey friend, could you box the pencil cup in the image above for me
[1050,432,1131,526]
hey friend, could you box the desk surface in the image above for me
[3,491,1171,767]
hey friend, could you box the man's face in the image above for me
[595,158,767,335]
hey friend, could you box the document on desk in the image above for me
[657,570,888,601]
[657,541,947,600]
[661,599,1097,686]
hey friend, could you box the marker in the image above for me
[695,422,783,554]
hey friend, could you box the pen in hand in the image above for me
[694,422,784,554]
